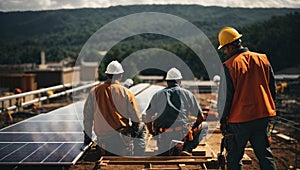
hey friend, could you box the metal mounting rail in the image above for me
[0,81,100,113]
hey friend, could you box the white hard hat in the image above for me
[124,79,134,86]
[105,60,124,74]
[213,75,220,82]
[166,67,183,80]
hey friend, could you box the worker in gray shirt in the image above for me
[145,67,205,156]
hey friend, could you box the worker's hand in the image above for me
[83,131,92,145]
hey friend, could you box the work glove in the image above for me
[83,131,92,145]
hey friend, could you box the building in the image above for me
[0,73,37,93]
[26,67,80,88]
[80,59,99,82]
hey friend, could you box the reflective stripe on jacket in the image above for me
[223,50,276,123]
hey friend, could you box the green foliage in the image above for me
[240,12,300,71]
[0,5,299,78]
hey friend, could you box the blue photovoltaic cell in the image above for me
[0,143,26,160]
[0,143,82,164]
[1,143,44,162]
[59,143,83,162]
[43,143,80,162]
[22,143,61,162]
[0,143,11,150]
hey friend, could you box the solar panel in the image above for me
[22,143,62,163]
[27,114,82,121]
[0,101,86,166]
[129,83,150,94]
[1,121,82,133]
[0,133,82,142]
[0,83,164,167]
[135,85,164,113]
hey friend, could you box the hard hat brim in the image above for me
[105,70,124,74]
[165,77,183,80]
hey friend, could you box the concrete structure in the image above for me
[79,51,107,82]
[80,60,99,82]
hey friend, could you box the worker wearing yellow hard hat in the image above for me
[216,27,277,169]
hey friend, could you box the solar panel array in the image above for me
[0,83,164,166]
[0,101,85,166]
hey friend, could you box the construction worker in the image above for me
[83,60,145,156]
[145,67,205,156]
[14,88,23,112]
[123,78,134,88]
[217,27,277,169]
[213,75,220,87]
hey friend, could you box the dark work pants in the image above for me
[226,118,276,170]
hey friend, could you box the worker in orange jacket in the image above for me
[83,60,145,156]
[217,27,276,170]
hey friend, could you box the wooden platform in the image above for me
[192,143,252,165]
[95,142,252,170]
[192,143,215,157]
[98,156,216,170]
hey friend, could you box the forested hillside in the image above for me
[240,13,300,70]
[0,5,299,79]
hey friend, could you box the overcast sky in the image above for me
[0,0,299,12]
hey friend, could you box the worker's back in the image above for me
[224,51,276,123]
[92,80,140,137]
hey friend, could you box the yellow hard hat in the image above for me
[218,27,242,50]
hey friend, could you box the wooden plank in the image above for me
[99,156,211,164]
[276,133,296,142]
[98,156,216,169]
[178,163,187,170]
[192,144,206,156]
[242,154,252,165]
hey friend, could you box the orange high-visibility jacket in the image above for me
[83,79,140,138]
[223,50,276,123]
